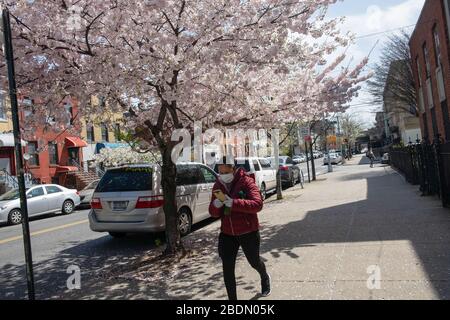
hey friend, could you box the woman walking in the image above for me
[209,158,271,300]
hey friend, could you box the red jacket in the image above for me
[209,168,263,236]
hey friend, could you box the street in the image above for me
[1,155,449,300]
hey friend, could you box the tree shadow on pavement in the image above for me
[3,169,449,300]
[0,218,231,300]
[256,170,450,299]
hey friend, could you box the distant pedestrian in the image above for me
[366,149,375,168]
[209,157,271,300]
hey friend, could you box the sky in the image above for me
[326,0,426,129]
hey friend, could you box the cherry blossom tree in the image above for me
[1,0,370,254]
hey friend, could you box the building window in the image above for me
[433,26,446,102]
[22,97,34,119]
[99,97,106,108]
[416,57,425,113]
[426,78,434,109]
[432,27,441,66]
[27,141,39,166]
[101,123,109,142]
[64,103,73,125]
[416,57,423,87]
[114,123,122,141]
[48,143,58,165]
[423,44,431,79]
[86,125,95,143]
[0,91,5,120]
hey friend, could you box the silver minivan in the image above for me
[88,163,217,238]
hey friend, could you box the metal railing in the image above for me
[390,139,450,208]
[1,168,19,189]
[0,169,33,189]
[70,159,105,178]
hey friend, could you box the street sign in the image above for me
[327,135,337,144]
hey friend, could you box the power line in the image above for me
[354,23,417,40]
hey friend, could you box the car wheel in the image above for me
[8,209,23,225]
[260,183,267,200]
[109,232,126,238]
[62,200,75,215]
[178,208,192,237]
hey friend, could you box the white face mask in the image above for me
[219,173,234,184]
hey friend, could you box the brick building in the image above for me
[410,0,450,143]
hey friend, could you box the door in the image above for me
[45,185,65,211]
[251,159,263,189]
[26,187,49,216]
[259,158,276,190]
[197,165,217,221]
[176,165,202,220]
[68,147,80,166]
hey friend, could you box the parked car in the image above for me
[267,156,301,187]
[231,157,277,200]
[323,152,342,165]
[381,153,390,164]
[89,163,217,238]
[293,154,306,164]
[0,184,81,225]
[78,179,100,208]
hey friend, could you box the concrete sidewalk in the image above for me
[64,155,450,300]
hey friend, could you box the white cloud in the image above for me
[330,0,425,127]
[343,0,425,35]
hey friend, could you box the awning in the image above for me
[55,166,79,173]
[96,142,129,153]
[0,133,27,147]
[65,137,88,148]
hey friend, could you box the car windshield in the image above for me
[268,157,284,165]
[96,168,153,192]
[0,188,20,201]
[234,160,251,172]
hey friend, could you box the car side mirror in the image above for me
[26,194,32,199]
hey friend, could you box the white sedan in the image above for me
[0,184,81,225]
[323,152,342,165]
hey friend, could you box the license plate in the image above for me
[112,201,128,211]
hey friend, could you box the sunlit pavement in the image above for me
[1,155,449,300]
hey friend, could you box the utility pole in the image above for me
[309,140,316,181]
[304,141,311,183]
[1,7,35,300]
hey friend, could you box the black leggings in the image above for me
[218,231,268,300]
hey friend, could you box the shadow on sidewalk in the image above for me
[258,170,450,299]
[2,170,449,300]
[0,218,226,300]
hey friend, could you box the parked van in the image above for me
[88,163,217,238]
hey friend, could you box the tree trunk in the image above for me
[160,143,182,255]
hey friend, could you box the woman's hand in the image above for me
[213,199,224,208]
[223,195,233,208]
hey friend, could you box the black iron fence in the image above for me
[390,140,450,208]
